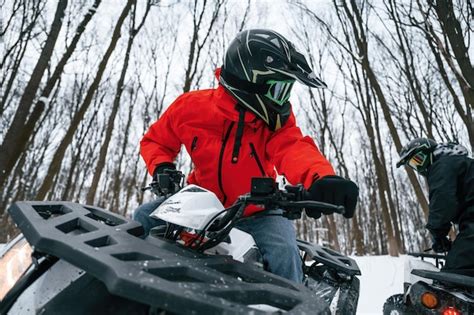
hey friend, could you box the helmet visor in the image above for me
[407,151,428,171]
[263,45,327,89]
[264,80,295,106]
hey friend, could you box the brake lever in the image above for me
[280,200,345,214]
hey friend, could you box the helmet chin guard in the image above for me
[220,29,326,131]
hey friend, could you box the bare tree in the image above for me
[35,0,135,200]
[86,1,153,205]
[0,0,68,189]
[1,0,45,116]
[411,0,474,148]
[183,0,226,92]
[430,0,474,111]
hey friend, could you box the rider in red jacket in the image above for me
[135,29,358,283]
[141,69,336,215]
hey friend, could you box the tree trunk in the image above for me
[432,0,474,110]
[351,213,365,255]
[343,0,430,217]
[0,0,67,189]
[35,0,134,200]
[0,1,43,115]
[326,215,341,252]
[86,1,150,204]
[421,10,474,149]
[183,0,224,92]
[111,90,135,211]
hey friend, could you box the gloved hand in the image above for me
[152,163,176,195]
[431,236,451,253]
[306,175,359,219]
[153,162,176,182]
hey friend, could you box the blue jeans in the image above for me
[132,198,167,235]
[133,201,303,283]
[235,212,303,283]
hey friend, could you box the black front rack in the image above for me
[411,269,474,289]
[8,201,330,314]
[297,240,361,276]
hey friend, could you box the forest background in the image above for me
[1,0,472,257]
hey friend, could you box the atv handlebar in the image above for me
[149,176,348,252]
[144,174,345,231]
[240,194,345,217]
[243,177,345,217]
[208,178,345,233]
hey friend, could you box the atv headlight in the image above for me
[0,236,33,300]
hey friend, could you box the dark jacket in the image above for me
[426,155,474,238]
[426,154,474,271]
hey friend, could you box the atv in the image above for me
[0,176,360,314]
[147,176,361,314]
[383,252,474,315]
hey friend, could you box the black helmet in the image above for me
[396,138,437,176]
[220,29,327,131]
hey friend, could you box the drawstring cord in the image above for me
[231,106,246,163]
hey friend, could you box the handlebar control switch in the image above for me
[250,177,276,196]
[284,184,306,201]
[148,170,184,197]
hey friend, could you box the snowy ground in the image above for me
[354,255,405,314]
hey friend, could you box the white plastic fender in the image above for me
[150,185,225,230]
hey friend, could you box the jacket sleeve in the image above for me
[266,111,335,188]
[425,156,460,238]
[140,99,182,176]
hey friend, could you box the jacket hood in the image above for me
[433,143,469,159]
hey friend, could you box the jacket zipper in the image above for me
[219,122,235,205]
[191,136,198,152]
[249,142,265,176]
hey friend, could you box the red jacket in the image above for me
[140,71,335,215]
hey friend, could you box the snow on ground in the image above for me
[354,255,405,314]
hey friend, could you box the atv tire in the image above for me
[383,294,413,315]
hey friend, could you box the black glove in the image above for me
[431,236,451,253]
[152,162,176,181]
[307,175,359,219]
[151,163,176,195]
